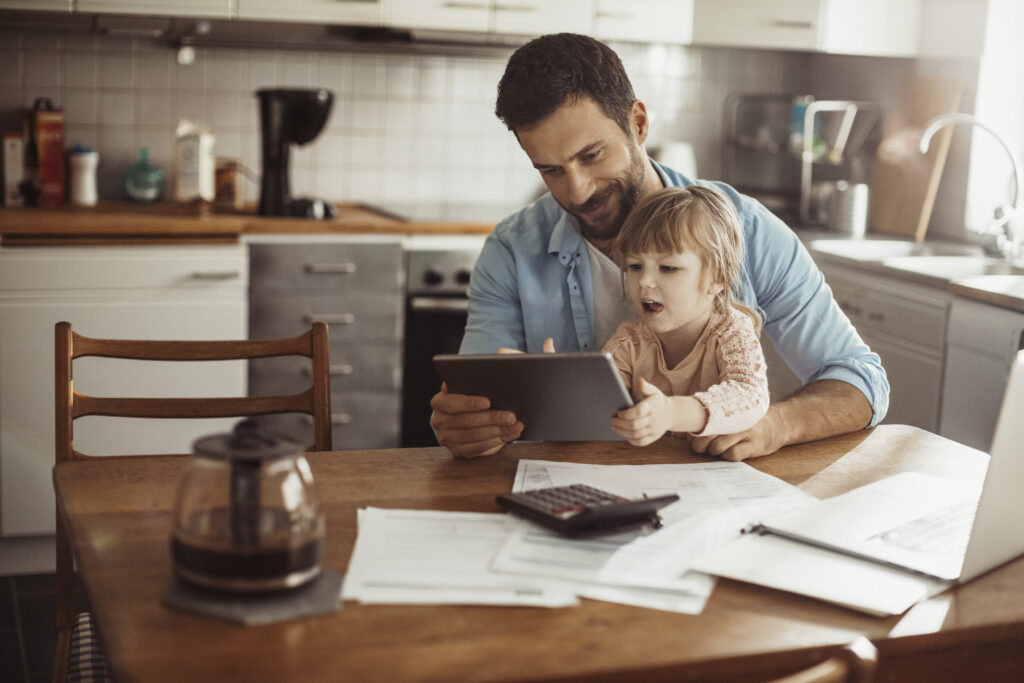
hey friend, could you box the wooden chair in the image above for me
[52,321,332,683]
[772,637,878,683]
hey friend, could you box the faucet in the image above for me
[920,112,1024,266]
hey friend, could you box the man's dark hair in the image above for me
[495,33,636,136]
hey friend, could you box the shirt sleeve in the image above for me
[718,183,890,426]
[692,310,770,436]
[459,229,526,355]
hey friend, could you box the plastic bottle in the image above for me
[69,143,99,207]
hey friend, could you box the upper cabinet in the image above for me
[0,0,70,10]
[692,0,921,57]
[387,0,591,36]
[593,0,693,45]
[76,0,233,19]
[237,0,383,26]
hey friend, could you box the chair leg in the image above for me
[53,508,73,683]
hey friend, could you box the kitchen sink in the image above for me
[808,238,986,261]
[880,256,1024,279]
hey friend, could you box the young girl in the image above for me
[604,185,769,447]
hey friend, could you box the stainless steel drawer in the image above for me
[249,344,401,394]
[250,293,402,342]
[258,392,401,449]
[249,243,403,293]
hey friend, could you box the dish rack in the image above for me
[723,93,883,225]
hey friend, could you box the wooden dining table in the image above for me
[54,425,1024,682]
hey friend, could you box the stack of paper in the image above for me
[341,459,813,614]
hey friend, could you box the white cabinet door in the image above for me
[76,0,233,18]
[820,0,920,57]
[861,331,942,431]
[0,246,247,537]
[388,0,492,32]
[593,0,692,44]
[693,0,821,51]
[493,0,591,37]
[940,297,1024,451]
[237,0,383,25]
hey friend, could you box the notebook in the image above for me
[692,348,1024,615]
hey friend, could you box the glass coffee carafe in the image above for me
[171,420,325,592]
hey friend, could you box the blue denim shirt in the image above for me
[460,161,890,426]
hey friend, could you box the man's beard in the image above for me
[569,146,647,243]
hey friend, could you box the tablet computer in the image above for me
[433,352,634,442]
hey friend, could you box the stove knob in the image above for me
[455,269,472,285]
[423,269,444,286]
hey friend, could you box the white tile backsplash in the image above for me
[4,26,817,214]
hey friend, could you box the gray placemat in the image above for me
[163,570,343,625]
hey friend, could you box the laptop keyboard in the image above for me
[869,499,978,557]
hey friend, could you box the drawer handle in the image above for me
[302,413,353,425]
[304,313,355,325]
[442,1,487,8]
[305,262,357,274]
[770,19,814,29]
[868,312,885,323]
[839,301,862,316]
[189,270,241,281]
[494,3,537,12]
[301,363,354,376]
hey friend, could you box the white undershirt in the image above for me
[584,238,637,348]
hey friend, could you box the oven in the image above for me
[400,236,486,447]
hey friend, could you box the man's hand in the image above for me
[430,383,523,458]
[688,406,786,461]
[689,379,872,461]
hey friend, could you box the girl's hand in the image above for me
[611,378,672,446]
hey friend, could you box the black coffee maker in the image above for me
[256,88,336,219]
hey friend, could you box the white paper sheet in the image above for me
[341,507,578,607]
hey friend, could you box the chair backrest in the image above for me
[55,320,332,461]
[51,321,331,683]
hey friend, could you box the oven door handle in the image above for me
[409,297,469,313]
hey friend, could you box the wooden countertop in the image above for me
[0,201,495,245]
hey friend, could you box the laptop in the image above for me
[692,348,1024,614]
[433,352,633,442]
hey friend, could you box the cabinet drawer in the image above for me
[249,343,401,394]
[0,245,247,292]
[259,392,400,448]
[249,242,403,293]
[250,293,402,342]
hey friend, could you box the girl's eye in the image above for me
[626,263,642,271]
[659,265,679,273]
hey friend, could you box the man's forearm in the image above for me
[772,379,873,447]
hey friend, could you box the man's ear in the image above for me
[631,100,650,144]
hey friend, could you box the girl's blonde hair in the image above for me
[612,185,762,332]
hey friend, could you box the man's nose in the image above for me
[564,167,594,206]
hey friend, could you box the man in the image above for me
[431,33,888,461]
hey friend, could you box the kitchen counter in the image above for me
[796,229,1024,313]
[0,201,496,245]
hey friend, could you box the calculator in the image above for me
[496,484,680,537]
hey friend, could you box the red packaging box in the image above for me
[32,108,65,207]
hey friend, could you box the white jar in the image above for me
[69,149,99,206]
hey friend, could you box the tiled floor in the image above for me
[1,573,87,683]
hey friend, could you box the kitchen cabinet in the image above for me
[248,236,404,450]
[940,297,1024,451]
[692,0,921,57]
[76,0,233,18]
[387,0,591,36]
[818,261,950,431]
[237,0,383,25]
[0,244,247,537]
[592,0,692,44]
